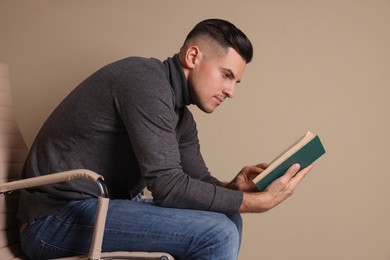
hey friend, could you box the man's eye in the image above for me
[222,72,230,79]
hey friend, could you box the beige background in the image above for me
[1,0,389,259]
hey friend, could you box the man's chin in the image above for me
[197,104,215,114]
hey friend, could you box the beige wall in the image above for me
[1,0,389,259]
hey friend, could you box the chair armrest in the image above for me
[0,170,176,260]
[0,169,108,197]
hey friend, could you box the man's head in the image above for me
[179,19,253,113]
[180,19,253,64]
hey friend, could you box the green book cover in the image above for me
[255,133,326,192]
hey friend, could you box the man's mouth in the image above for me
[215,95,225,105]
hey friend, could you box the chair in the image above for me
[0,63,174,260]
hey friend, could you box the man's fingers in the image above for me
[255,163,269,169]
[279,164,314,194]
[286,163,301,178]
[265,164,312,193]
[288,164,314,187]
[244,165,266,178]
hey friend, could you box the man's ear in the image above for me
[184,46,201,69]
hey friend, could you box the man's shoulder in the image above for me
[107,56,163,71]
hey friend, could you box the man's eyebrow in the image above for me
[221,68,241,83]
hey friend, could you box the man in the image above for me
[18,19,312,259]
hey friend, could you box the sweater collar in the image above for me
[163,54,193,108]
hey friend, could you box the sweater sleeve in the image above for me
[112,59,242,215]
[173,107,243,214]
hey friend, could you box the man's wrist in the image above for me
[239,192,270,213]
[219,181,231,189]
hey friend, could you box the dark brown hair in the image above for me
[183,18,253,63]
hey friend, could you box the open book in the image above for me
[253,131,326,191]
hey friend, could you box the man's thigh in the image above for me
[21,198,242,259]
[103,198,242,257]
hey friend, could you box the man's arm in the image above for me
[112,59,242,215]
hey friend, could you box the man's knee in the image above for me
[198,213,241,249]
[212,214,241,246]
[187,213,241,259]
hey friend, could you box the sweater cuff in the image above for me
[209,185,243,215]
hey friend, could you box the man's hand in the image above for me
[223,163,269,192]
[238,163,313,213]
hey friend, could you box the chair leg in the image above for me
[88,196,109,260]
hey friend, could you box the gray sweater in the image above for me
[17,54,243,221]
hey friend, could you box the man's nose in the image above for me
[223,83,235,98]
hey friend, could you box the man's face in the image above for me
[188,47,246,113]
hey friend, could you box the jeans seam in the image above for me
[104,225,212,245]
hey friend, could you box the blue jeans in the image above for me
[20,198,242,260]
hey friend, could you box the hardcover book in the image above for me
[253,131,326,191]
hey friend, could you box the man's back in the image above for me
[18,57,170,220]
